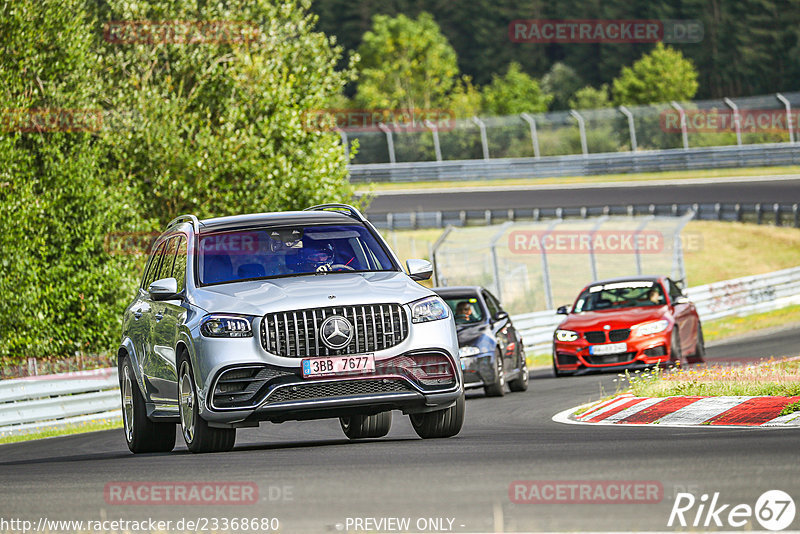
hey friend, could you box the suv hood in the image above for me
[559,306,668,331]
[190,271,433,316]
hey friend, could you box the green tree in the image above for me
[481,62,552,115]
[0,0,138,362]
[97,0,357,220]
[354,12,459,110]
[612,43,700,106]
[568,84,611,110]
[541,62,584,111]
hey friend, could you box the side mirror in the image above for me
[494,311,509,321]
[406,259,433,281]
[556,305,569,315]
[674,295,690,305]
[148,277,180,301]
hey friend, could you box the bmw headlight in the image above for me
[633,319,669,337]
[555,329,579,342]
[200,314,254,338]
[409,296,450,323]
[458,346,481,358]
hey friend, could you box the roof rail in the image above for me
[166,214,200,233]
[303,203,367,222]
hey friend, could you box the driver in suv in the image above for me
[118,204,464,453]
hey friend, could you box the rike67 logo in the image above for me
[669,490,796,531]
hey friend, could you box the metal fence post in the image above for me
[489,222,514,299]
[378,123,396,164]
[472,117,490,160]
[618,105,637,152]
[425,120,443,162]
[338,129,350,160]
[540,219,561,310]
[673,210,695,286]
[430,226,454,286]
[633,216,654,276]
[670,101,689,149]
[569,109,588,156]
[776,93,795,144]
[588,216,608,282]
[520,113,541,158]
[723,98,742,146]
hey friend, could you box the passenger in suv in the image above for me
[118,204,464,453]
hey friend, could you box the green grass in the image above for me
[361,165,800,192]
[780,401,800,416]
[0,419,121,445]
[703,304,800,342]
[621,358,800,397]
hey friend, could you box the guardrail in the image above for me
[369,202,800,230]
[2,266,799,435]
[0,368,120,437]
[514,266,800,355]
[349,143,800,183]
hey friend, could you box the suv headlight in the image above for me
[200,314,254,338]
[409,296,450,323]
[633,319,669,337]
[555,329,579,342]
[458,346,481,358]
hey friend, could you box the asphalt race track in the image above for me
[1,328,798,533]
[363,176,800,214]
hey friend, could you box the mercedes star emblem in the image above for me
[320,315,353,350]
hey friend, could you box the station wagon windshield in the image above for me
[198,224,395,285]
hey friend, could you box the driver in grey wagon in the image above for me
[118,204,464,453]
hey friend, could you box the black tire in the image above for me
[120,357,176,454]
[687,324,705,364]
[670,328,685,365]
[178,357,236,453]
[340,412,392,439]
[508,349,529,392]
[483,350,506,397]
[409,394,465,439]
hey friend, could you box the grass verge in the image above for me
[0,419,121,445]
[620,358,800,397]
[362,166,800,192]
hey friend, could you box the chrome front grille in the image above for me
[260,304,408,358]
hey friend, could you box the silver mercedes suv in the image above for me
[118,204,464,453]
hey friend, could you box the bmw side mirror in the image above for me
[556,305,569,315]
[148,277,180,301]
[494,311,509,321]
[406,259,433,281]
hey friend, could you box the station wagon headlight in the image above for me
[200,315,254,338]
[458,346,481,358]
[633,319,669,337]
[409,296,450,323]
[555,329,579,342]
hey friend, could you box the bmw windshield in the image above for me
[572,281,666,312]
[197,224,396,285]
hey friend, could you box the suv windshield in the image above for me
[572,281,665,312]
[198,224,395,285]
